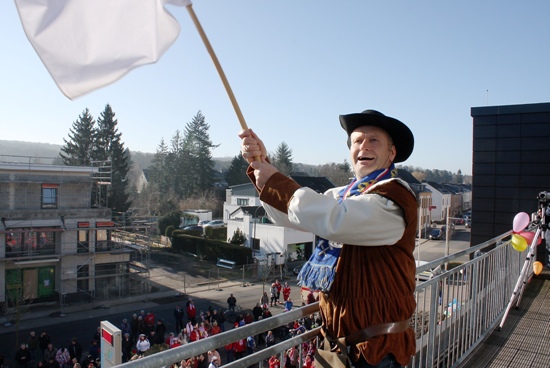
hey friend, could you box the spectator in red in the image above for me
[167,333,181,348]
[189,324,200,342]
[268,354,280,368]
[282,282,291,302]
[274,279,282,303]
[303,354,314,368]
[210,321,221,336]
[224,341,235,363]
[243,312,253,325]
[186,298,197,325]
[144,312,155,330]
[233,331,246,360]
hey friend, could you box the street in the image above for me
[0,276,303,367]
[414,225,471,263]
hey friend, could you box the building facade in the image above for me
[471,102,550,246]
[0,156,149,309]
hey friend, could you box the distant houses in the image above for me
[223,170,471,262]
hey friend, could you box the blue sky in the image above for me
[2,1,550,175]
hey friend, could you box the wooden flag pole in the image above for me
[185,4,248,131]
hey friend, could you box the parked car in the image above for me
[198,220,211,226]
[453,218,465,225]
[415,260,442,282]
[182,225,203,232]
[429,228,443,240]
[416,226,433,239]
[203,219,225,229]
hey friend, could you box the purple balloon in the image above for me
[512,212,530,233]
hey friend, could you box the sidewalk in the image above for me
[1,262,303,335]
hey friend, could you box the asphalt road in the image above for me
[415,225,471,263]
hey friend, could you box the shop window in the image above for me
[41,184,58,209]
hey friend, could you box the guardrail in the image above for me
[114,229,530,368]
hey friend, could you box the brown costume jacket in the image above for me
[249,169,417,365]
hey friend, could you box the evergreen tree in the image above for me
[453,169,464,184]
[150,138,170,194]
[181,111,219,196]
[225,153,250,186]
[95,104,131,212]
[168,130,187,198]
[60,108,97,165]
[272,142,294,175]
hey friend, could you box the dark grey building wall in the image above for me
[471,102,550,246]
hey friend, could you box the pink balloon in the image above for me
[520,231,542,246]
[512,212,530,233]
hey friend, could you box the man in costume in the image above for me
[239,109,417,367]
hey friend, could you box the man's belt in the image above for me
[323,320,411,346]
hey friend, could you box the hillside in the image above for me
[0,140,234,172]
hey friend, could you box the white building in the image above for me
[223,177,335,262]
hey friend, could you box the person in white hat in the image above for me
[135,334,150,354]
[208,355,218,368]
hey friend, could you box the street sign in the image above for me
[101,320,121,368]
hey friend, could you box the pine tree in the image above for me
[150,138,170,195]
[272,142,294,175]
[60,108,97,165]
[168,130,187,198]
[95,104,131,212]
[181,111,219,196]
[225,153,250,186]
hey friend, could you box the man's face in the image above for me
[349,125,396,180]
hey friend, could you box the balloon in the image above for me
[519,231,542,246]
[512,212,530,233]
[511,234,528,252]
[533,261,543,275]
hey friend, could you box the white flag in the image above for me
[15,0,192,99]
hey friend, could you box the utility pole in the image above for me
[445,206,450,270]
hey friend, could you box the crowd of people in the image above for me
[13,331,98,368]
[9,279,321,368]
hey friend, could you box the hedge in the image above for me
[171,232,252,265]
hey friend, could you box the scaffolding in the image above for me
[0,154,152,308]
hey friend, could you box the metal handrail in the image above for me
[114,229,532,368]
[118,303,319,368]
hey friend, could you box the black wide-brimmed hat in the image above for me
[339,109,414,163]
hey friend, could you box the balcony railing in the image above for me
[112,229,529,368]
[5,243,56,258]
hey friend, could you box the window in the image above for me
[77,230,89,253]
[252,238,260,251]
[6,229,56,257]
[77,265,89,292]
[237,198,249,206]
[41,184,58,209]
[96,229,110,251]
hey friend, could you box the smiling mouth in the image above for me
[358,156,374,161]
